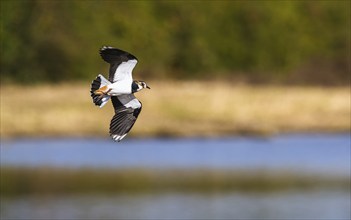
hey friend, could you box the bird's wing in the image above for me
[99,46,138,83]
[110,95,142,142]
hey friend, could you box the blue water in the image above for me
[2,191,350,219]
[1,134,350,219]
[1,134,350,175]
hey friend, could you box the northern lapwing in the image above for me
[90,46,150,142]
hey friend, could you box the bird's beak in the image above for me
[146,85,151,89]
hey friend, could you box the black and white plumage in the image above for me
[90,46,150,142]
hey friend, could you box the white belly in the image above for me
[108,81,132,95]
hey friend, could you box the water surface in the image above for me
[1,134,350,219]
[1,134,350,175]
[1,191,350,219]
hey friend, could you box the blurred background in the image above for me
[1,0,350,219]
[1,0,350,84]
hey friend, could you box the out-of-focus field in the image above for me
[1,82,350,138]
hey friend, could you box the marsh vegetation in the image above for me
[1,82,349,138]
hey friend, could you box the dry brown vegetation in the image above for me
[1,82,350,138]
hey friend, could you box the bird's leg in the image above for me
[104,88,112,95]
[100,89,112,99]
[101,89,112,98]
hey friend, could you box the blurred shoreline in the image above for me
[1,167,349,196]
[1,82,350,139]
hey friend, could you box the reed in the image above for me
[1,82,349,138]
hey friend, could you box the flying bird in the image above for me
[90,46,150,142]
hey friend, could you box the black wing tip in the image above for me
[109,105,142,142]
[100,45,113,52]
[99,45,138,61]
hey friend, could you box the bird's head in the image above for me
[133,80,150,92]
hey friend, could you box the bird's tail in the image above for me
[90,74,111,108]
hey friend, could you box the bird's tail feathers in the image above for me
[90,74,111,108]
